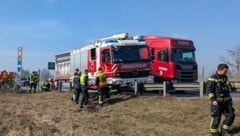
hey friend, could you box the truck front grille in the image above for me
[119,71,149,78]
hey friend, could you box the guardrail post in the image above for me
[70,82,72,92]
[163,81,167,98]
[199,81,204,98]
[134,80,138,96]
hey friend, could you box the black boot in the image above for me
[107,100,112,105]
[211,132,220,136]
[221,129,232,136]
[98,103,103,107]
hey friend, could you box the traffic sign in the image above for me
[48,62,55,70]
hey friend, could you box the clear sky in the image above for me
[0,0,239,77]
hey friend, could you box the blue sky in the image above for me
[0,0,239,77]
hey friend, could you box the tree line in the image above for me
[220,46,240,78]
[20,68,53,82]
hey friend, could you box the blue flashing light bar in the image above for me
[138,39,145,42]
[105,40,119,44]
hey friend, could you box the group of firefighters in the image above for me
[71,67,110,109]
[26,67,111,109]
[17,71,52,93]
[29,71,55,93]
[0,70,16,90]
[0,70,51,93]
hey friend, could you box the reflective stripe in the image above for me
[208,77,223,83]
[227,82,235,88]
[208,93,215,98]
[210,128,218,133]
[216,97,231,102]
[222,124,230,130]
[210,117,218,133]
[99,96,103,104]
[208,78,215,81]
[72,94,76,101]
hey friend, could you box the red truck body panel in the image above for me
[145,35,198,82]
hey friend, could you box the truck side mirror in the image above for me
[151,55,155,60]
[151,56,155,63]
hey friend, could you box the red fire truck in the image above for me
[144,35,198,83]
[69,33,154,91]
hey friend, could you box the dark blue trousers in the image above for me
[80,85,89,107]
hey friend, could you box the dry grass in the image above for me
[0,91,240,136]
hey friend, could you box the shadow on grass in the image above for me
[85,93,136,113]
[109,95,136,105]
[90,92,137,104]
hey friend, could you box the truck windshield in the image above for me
[171,48,196,63]
[112,45,151,63]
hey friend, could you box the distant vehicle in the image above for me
[20,77,29,86]
[144,35,198,83]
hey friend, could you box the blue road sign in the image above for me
[17,60,22,72]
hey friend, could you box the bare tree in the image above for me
[20,68,30,78]
[40,68,53,81]
[219,46,240,78]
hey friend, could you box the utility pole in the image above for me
[237,55,240,78]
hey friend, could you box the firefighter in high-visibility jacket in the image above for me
[95,67,110,107]
[71,72,81,104]
[206,64,235,136]
[41,80,50,92]
[28,71,39,93]
[80,69,89,108]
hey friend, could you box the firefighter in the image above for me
[2,70,8,90]
[2,70,8,81]
[95,67,110,107]
[48,78,54,90]
[80,69,89,108]
[206,64,235,136]
[28,71,39,93]
[71,72,81,104]
[57,80,62,91]
[8,72,16,89]
[75,68,81,76]
[0,71,3,90]
[41,80,50,92]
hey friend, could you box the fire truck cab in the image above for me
[145,35,198,83]
[70,33,154,91]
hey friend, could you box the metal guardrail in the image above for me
[140,81,205,98]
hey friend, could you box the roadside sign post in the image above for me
[17,47,23,84]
